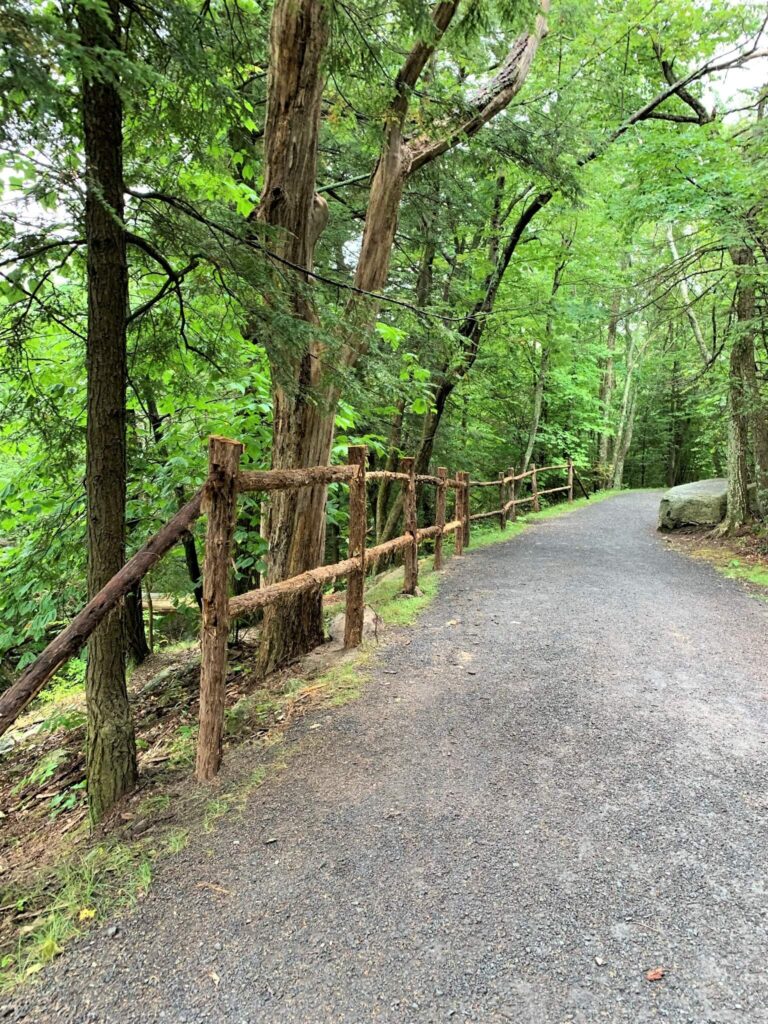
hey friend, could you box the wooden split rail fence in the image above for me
[0,437,573,784]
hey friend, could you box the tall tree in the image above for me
[78,0,136,820]
[256,0,551,672]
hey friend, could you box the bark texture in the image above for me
[343,448,366,648]
[78,0,136,821]
[731,247,768,518]
[722,335,751,534]
[255,0,332,673]
[197,438,243,781]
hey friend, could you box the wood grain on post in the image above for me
[344,446,367,648]
[434,467,447,570]
[461,472,471,547]
[402,457,418,594]
[499,472,507,530]
[229,559,356,617]
[196,436,243,782]
[531,463,540,512]
[509,466,517,523]
[238,464,356,492]
[567,457,574,502]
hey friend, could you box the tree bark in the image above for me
[721,337,751,534]
[731,246,768,518]
[610,323,644,489]
[611,386,637,489]
[597,292,620,476]
[78,0,136,822]
[255,0,332,674]
[196,437,243,781]
[124,584,149,665]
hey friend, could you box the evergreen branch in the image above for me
[126,188,469,323]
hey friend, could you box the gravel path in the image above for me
[11,492,768,1023]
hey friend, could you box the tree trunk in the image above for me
[125,584,149,665]
[610,320,646,489]
[258,395,335,674]
[611,386,637,489]
[521,342,550,474]
[255,0,548,670]
[78,0,136,821]
[597,293,619,477]
[255,0,331,673]
[721,334,751,534]
[731,246,768,518]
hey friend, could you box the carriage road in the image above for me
[10,490,768,1023]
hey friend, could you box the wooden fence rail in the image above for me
[466,459,573,528]
[0,439,574,785]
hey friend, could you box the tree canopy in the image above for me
[1,0,766,816]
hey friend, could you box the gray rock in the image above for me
[657,478,728,530]
[327,606,381,645]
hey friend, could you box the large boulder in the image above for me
[658,478,727,530]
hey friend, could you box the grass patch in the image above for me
[365,562,441,626]
[665,524,768,602]
[722,559,768,589]
[319,656,369,706]
[1,840,153,988]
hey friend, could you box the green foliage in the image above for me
[0,0,765,682]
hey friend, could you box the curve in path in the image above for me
[12,491,768,1023]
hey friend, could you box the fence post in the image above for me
[567,457,574,503]
[344,445,367,648]
[259,499,269,588]
[461,471,471,548]
[434,467,447,570]
[509,466,517,523]
[402,456,418,594]
[454,473,464,556]
[531,463,540,512]
[197,435,244,782]
[499,471,507,530]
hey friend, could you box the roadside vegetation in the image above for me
[666,526,768,601]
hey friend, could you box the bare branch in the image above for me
[408,0,551,174]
